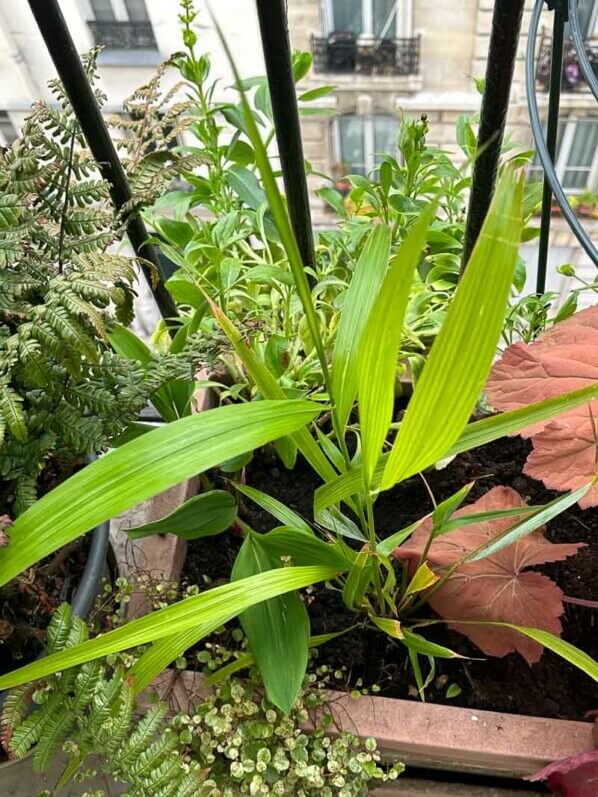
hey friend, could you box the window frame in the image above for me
[85,0,150,23]
[555,118,598,192]
[529,118,598,194]
[334,113,399,176]
[0,111,17,146]
[323,0,413,38]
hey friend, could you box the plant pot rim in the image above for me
[156,668,594,781]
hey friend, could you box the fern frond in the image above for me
[0,383,27,441]
[73,660,103,712]
[47,604,73,654]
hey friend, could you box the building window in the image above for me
[530,118,598,193]
[86,0,157,50]
[324,0,411,38]
[0,112,18,146]
[335,114,399,176]
[566,0,598,38]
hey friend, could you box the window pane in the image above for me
[373,116,398,166]
[565,0,595,37]
[373,0,396,38]
[0,112,17,145]
[563,120,598,190]
[332,0,362,35]
[125,0,150,22]
[90,0,115,21]
[339,115,365,175]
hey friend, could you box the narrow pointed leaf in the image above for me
[0,565,337,691]
[332,225,390,429]
[0,400,321,586]
[404,563,439,597]
[359,205,435,484]
[402,629,464,659]
[464,483,591,563]
[371,615,403,639]
[383,168,524,488]
[236,484,311,533]
[314,379,598,513]
[459,622,598,681]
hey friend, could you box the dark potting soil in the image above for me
[0,537,91,678]
[182,436,598,722]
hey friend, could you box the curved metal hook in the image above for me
[526,0,598,267]
[568,0,598,102]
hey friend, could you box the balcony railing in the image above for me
[88,20,157,50]
[536,29,598,91]
[311,33,420,76]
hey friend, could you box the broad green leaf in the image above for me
[108,324,152,364]
[371,615,403,639]
[256,527,351,570]
[358,206,435,484]
[314,383,598,512]
[236,484,311,534]
[331,225,390,429]
[127,490,236,541]
[0,400,321,586]
[383,168,524,488]
[464,483,591,563]
[0,566,337,691]
[402,629,464,659]
[298,86,335,102]
[233,533,310,712]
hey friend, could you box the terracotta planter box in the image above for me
[110,380,216,617]
[113,384,595,782]
[150,668,594,782]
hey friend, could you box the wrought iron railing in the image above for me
[311,34,420,76]
[536,27,598,91]
[527,0,598,293]
[88,20,157,50]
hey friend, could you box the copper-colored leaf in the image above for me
[486,306,598,505]
[395,487,583,663]
[527,750,598,796]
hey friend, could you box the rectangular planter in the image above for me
[111,384,596,784]
[325,691,595,779]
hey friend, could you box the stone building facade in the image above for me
[287,0,597,295]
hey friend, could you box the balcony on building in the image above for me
[311,32,421,77]
[536,29,598,93]
[88,20,157,51]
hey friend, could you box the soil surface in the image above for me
[182,436,598,722]
[0,536,90,678]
